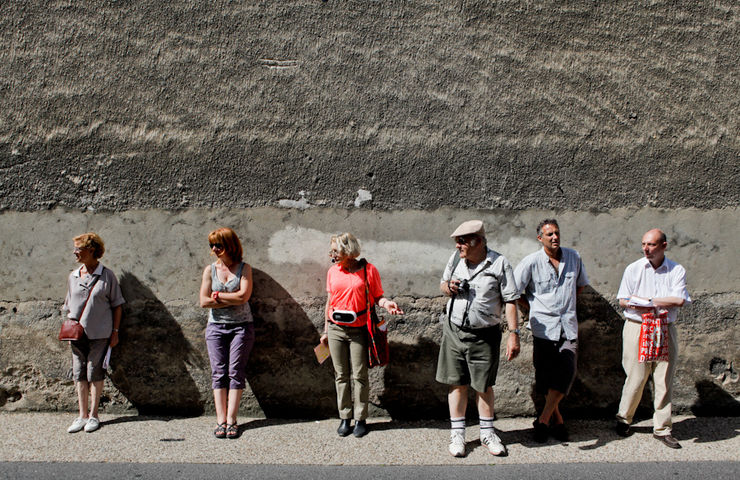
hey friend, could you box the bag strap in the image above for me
[362,259,372,325]
[75,267,103,322]
[447,252,460,328]
[362,260,381,364]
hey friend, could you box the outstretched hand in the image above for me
[384,301,404,315]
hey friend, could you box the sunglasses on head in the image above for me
[209,243,224,250]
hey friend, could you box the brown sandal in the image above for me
[226,423,239,439]
[214,422,227,439]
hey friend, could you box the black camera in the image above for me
[458,279,470,294]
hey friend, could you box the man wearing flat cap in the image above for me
[437,220,521,457]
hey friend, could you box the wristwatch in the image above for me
[511,328,520,335]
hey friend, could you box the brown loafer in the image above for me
[653,434,682,449]
[615,421,632,437]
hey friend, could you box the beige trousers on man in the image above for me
[327,322,369,421]
[616,320,678,436]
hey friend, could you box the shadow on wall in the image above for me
[246,269,336,418]
[544,285,627,418]
[377,338,449,419]
[111,272,205,416]
[692,379,740,416]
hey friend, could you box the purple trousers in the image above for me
[205,322,255,390]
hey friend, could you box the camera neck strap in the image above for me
[447,252,489,329]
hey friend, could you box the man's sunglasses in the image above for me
[455,236,476,245]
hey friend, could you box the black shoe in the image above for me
[337,419,352,437]
[653,434,682,449]
[533,419,549,443]
[551,422,569,442]
[615,421,632,437]
[353,420,368,437]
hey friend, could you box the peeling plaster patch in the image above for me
[268,226,327,263]
[495,237,543,266]
[268,225,449,274]
[278,191,312,210]
[355,189,372,207]
[360,240,453,274]
[268,226,539,275]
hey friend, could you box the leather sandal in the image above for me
[226,423,239,439]
[214,422,227,439]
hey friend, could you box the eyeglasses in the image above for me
[73,247,88,253]
[209,243,224,250]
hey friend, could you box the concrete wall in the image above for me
[0,1,738,418]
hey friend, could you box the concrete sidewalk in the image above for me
[1,413,738,465]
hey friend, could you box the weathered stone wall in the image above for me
[1,209,737,418]
[0,1,738,418]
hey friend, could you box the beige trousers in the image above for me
[616,320,678,435]
[327,322,369,421]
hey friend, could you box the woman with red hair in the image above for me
[199,227,254,439]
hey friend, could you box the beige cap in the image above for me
[450,220,485,238]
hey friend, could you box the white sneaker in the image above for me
[67,417,87,433]
[448,431,466,457]
[481,430,506,456]
[84,417,100,433]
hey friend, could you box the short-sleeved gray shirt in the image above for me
[441,248,520,329]
[514,247,589,341]
[63,263,126,340]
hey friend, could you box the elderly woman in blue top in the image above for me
[199,227,255,439]
[64,233,125,434]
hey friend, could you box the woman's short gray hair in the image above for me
[331,232,361,258]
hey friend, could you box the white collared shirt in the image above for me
[617,257,691,323]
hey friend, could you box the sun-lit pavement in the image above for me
[1,413,738,465]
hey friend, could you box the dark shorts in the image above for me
[533,336,578,395]
[436,321,502,393]
[206,321,255,390]
[70,335,109,382]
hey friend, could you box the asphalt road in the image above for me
[1,462,739,480]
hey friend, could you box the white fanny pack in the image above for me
[331,309,367,324]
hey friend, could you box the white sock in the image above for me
[480,416,494,437]
[451,417,465,436]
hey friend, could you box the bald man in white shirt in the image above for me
[615,228,691,449]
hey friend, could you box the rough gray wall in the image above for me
[0,1,738,419]
[1,1,738,211]
[1,209,737,419]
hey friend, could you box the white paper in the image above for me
[102,346,112,369]
[627,297,654,307]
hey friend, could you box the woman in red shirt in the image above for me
[320,232,403,437]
